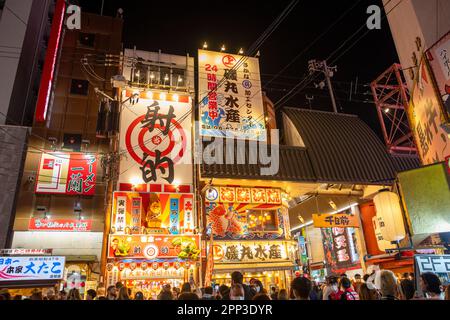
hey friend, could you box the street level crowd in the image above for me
[0,270,448,301]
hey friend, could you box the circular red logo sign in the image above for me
[222,55,236,68]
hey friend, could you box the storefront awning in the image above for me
[213,262,295,274]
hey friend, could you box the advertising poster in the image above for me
[321,227,361,273]
[426,31,450,116]
[108,234,201,261]
[408,57,450,165]
[111,191,194,235]
[35,152,97,195]
[198,49,266,141]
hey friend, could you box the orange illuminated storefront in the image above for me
[203,186,296,289]
[105,191,201,299]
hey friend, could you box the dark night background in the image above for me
[79,0,399,141]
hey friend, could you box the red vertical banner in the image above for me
[35,0,66,123]
[66,155,97,195]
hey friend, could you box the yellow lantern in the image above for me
[373,190,406,242]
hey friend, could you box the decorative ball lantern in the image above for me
[373,189,406,242]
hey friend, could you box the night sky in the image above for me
[79,0,399,140]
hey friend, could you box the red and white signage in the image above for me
[0,249,53,256]
[28,218,92,232]
[35,152,97,195]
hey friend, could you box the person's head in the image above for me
[252,293,271,301]
[177,292,199,300]
[218,284,229,299]
[58,290,67,300]
[86,289,97,300]
[399,279,415,300]
[231,271,244,285]
[363,274,370,283]
[117,286,130,300]
[340,277,352,290]
[253,280,264,293]
[277,289,289,300]
[31,290,43,300]
[134,291,144,300]
[172,287,180,298]
[291,276,312,300]
[340,273,348,278]
[107,285,117,298]
[115,281,124,290]
[420,272,442,296]
[271,286,277,293]
[354,274,362,283]
[378,270,398,297]
[158,290,174,300]
[67,288,81,300]
[327,276,338,287]
[45,288,55,299]
[204,286,213,295]
[163,284,171,292]
[230,284,245,300]
[402,272,410,280]
[181,282,192,293]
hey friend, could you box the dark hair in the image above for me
[231,271,244,284]
[178,292,199,300]
[115,281,124,289]
[158,290,174,300]
[219,284,229,298]
[291,277,312,299]
[254,280,264,290]
[134,291,144,300]
[340,277,352,289]
[421,272,441,295]
[98,296,107,300]
[252,293,271,300]
[327,276,338,285]
[363,274,370,282]
[181,282,192,293]
[86,289,97,299]
[204,286,213,295]
[340,273,348,278]
[400,279,415,300]
[354,274,361,279]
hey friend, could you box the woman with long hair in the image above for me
[67,288,81,300]
[117,286,131,300]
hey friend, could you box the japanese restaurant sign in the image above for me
[0,256,65,282]
[321,227,360,273]
[205,186,282,204]
[408,57,450,165]
[198,49,266,141]
[426,31,450,112]
[312,213,359,228]
[28,218,92,232]
[212,240,295,264]
[108,234,201,261]
[35,152,97,195]
[118,90,193,186]
[111,191,194,235]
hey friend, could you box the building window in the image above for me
[247,210,278,232]
[78,33,95,48]
[70,79,89,96]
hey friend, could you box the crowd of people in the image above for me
[0,270,448,301]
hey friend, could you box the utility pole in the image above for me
[308,59,338,113]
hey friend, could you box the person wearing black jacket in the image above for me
[222,271,256,300]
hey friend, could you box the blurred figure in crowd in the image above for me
[352,274,362,293]
[270,286,278,300]
[218,284,230,300]
[86,289,97,300]
[291,276,312,300]
[178,292,199,300]
[181,282,192,293]
[202,286,214,300]
[106,285,117,300]
[230,284,245,300]
[253,293,271,300]
[134,291,145,300]
[277,289,289,300]
[323,276,339,300]
[338,277,360,300]
[419,272,443,300]
[378,270,399,300]
[399,278,415,300]
[67,288,81,300]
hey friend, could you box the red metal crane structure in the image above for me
[371,63,417,155]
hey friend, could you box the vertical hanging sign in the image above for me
[114,196,127,234]
[170,198,180,234]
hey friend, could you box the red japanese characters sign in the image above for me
[107,234,201,260]
[28,218,92,232]
[35,152,97,195]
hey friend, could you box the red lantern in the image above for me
[141,262,148,271]
[163,262,170,270]
[118,263,125,271]
[152,262,159,270]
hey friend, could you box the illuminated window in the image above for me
[247,210,278,232]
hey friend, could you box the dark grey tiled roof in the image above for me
[200,108,420,185]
